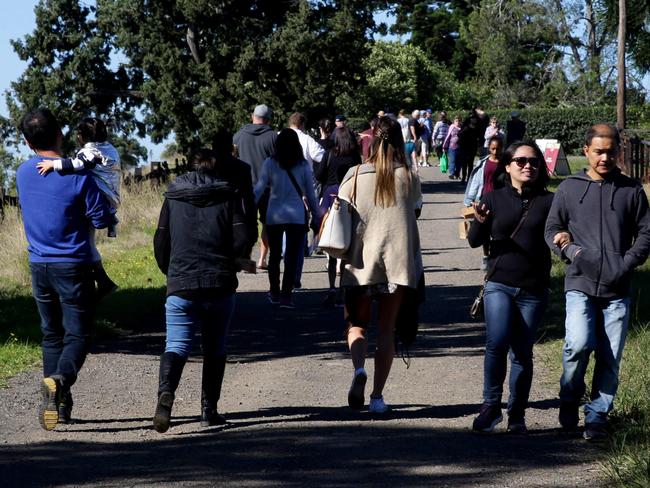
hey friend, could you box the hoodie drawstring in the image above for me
[579,181,591,204]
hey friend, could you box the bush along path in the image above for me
[0,167,606,487]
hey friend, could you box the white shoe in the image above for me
[369,395,389,414]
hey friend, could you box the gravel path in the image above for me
[0,167,605,487]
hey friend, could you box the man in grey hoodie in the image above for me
[545,124,650,441]
[233,104,277,269]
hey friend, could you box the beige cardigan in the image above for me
[338,163,423,289]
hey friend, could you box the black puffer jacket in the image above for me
[153,171,256,298]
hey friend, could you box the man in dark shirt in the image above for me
[233,104,277,269]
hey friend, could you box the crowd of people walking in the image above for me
[14,104,650,447]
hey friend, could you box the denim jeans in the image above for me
[30,262,96,387]
[483,281,548,415]
[165,294,235,359]
[447,148,458,176]
[267,224,306,298]
[560,290,630,425]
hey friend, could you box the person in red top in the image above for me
[464,136,504,270]
[358,117,378,161]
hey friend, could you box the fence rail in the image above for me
[623,133,650,183]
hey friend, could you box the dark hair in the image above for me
[275,128,304,169]
[288,112,306,129]
[212,128,234,159]
[318,118,333,137]
[487,135,503,148]
[332,126,358,157]
[76,117,108,143]
[192,148,218,173]
[20,108,61,150]
[494,141,549,193]
[584,123,620,147]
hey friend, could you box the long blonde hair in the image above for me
[366,116,409,207]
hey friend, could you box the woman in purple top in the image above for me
[442,116,461,180]
[314,127,361,306]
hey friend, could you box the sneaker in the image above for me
[583,422,608,441]
[369,395,389,414]
[472,402,503,433]
[279,297,296,309]
[294,282,302,291]
[559,401,580,431]
[58,390,73,424]
[507,414,527,434]
[39,377,60,431]
[266,292,280,305]
[347,369,367,409]
[480,256,488,272]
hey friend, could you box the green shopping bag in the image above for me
[440,152,448,173]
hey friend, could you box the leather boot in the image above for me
[200,355,227,426]
[153,352,186,433]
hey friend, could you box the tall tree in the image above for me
[461,0,562,107]
[5,0,145,162]
[389,1,481,80]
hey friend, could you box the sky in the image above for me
[0,0,166,160]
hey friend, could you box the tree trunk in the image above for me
[617,0,626,129]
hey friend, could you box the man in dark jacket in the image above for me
[152,148,256,433]
[233,104,277,270]
[545,124,650,441]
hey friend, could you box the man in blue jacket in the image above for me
[545,124,650,441]
[16,108,112,430]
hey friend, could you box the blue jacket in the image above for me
[16,155,112,263]
[463,155,489,206]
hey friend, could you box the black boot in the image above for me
[200,355,227,427]
[153,352,186,433]
[58,388,73,424]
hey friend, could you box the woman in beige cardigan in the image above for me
[338,116,423,414]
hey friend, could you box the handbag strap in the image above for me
[285,167,306,200]
[348,164,361,206]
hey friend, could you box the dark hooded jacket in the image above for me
[233,124,277,184]
[545,168,650,297]
[153,171,256,298]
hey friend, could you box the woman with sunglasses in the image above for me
[467,142,554,433]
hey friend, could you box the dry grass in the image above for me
[0,181,165,289]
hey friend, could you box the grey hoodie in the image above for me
[233,124,277,184]
[545,168,650,297]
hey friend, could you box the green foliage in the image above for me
[390,1,479,80]
[461,0,562,107]
[5,0,146,163]
[486,106,650,153]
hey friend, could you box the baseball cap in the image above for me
[335,114,346,122]
[253,104,273,119]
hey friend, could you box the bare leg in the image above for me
[258,224,269,268]
[346,295,372,370]
[371,288,405,398]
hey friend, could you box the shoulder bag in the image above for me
[317,164,360,259]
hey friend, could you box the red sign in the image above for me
[545,147,559,175]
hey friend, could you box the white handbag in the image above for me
[317,165,360,259]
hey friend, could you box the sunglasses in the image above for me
[511,156,542,168]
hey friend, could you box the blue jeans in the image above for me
[560,291,630,425]
[30,262,96,387]
[165,294,235,359]
[447,148,458,176]
[483,281,548,415]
